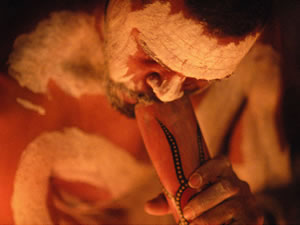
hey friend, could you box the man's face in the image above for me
[103,0,259,116]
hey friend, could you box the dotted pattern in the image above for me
[157,120,190,225]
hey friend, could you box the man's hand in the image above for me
[145,156,264,225]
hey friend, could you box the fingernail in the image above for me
[183,207,195,220]
[189,173,202,189]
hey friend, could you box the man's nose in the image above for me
[145,70,186,102]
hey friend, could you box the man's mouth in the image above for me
[104,76,158,118]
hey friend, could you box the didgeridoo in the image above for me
[135,95,210,225]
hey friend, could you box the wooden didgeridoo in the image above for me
[135,95,210,225]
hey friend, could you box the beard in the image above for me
[102,68,158,118]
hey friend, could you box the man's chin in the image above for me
[107,94,137,118]
[104,79,157,118]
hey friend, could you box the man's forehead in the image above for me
[106,0,259,80]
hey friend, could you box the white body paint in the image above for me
[12,128,154,224]
[9,12,105,97]
[8,2,259,103]
[16,98,46,115]
[193,43,291,192]
[146,75,185,102]
[105,1,259,101]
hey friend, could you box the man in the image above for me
[0,0,294,224]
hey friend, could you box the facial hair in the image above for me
[102,67,158,118]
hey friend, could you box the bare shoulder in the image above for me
[7,4,106,98]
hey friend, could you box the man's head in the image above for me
[102,0,272,116]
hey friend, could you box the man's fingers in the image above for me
[144,193,171,216]
[188,197,263,225]
[183,178,239,220]
[188,199,238,225]
[188,155,232,189]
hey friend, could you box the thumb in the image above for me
[144,193,172,216]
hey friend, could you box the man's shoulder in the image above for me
[7,10,106,98]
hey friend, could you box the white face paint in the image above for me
[105,1,260,102]
[147,74,186,102]
[9,11,105,97]
[12,128,154,224]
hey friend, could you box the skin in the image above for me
[0,74,167,224]
[104,0,264,224]
[0,0,266,224]
[104,0,259,106]
[145,156,264,225]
